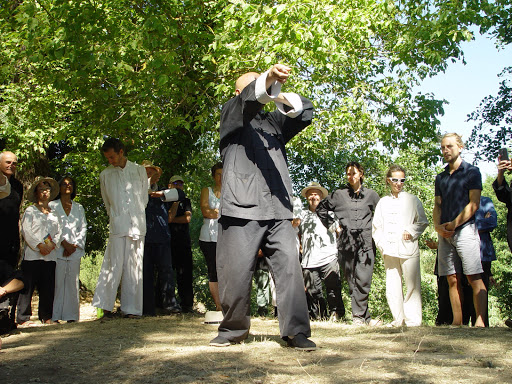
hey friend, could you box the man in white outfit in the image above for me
[93,139,185,318]
[92,138,148,317]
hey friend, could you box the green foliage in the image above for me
[421,273,439,325]
[488,0,512,46]
[369,254,392,322]
[482,174,512,321]
[491,242,512,319]
[468,67,512,162]
[80,250,104,293]
[467,1,511,161]
[1,0,501,253]
[2,0,508,319]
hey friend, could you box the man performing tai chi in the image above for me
[210,64,316,350]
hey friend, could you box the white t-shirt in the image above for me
[199,187,220,242]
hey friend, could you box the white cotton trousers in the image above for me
[383,254,422,326]
[52,258,81,321]
[92,236,144,316]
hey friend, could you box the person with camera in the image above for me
[493,148,512,328]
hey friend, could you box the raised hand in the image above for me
[268,64,291,84]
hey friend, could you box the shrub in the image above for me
[80,249,104,293]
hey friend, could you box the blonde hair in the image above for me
[385,164,406,186]
[441,133,464,147]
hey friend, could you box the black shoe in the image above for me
[168,304,182,314]
[287,334,317,351]
[505,319,512,328]
[123,314,142,319]
[209,335,231,347]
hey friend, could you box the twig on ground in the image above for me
[413,335,426,357]
[297,358,317,383]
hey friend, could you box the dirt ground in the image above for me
[1,301,512,384]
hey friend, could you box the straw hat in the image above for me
[169,175,185,184]
[300,181,329,199]
[141,160,162,176]
[27,176,59,203]
[204,310,223,325]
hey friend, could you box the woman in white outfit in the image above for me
[199,162,223,316]
[372,165,428,327]
[50,176,87,322]
[17,176,61,326]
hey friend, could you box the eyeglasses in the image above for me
[388,177,406,183]
[172,181,184,186]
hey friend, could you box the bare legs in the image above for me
[447,273,487,327]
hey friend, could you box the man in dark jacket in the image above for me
[167,175,194,313]
[0,151,23,268]
[493,153,512,328]
[0,151,23,331]
[142,161,180,316]
[210,64,315,350]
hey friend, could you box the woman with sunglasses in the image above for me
[316,161,380,325]
[372,165,428,327]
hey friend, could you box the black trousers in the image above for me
[216,217,310,342]
[0,259,21,332]
[303,258,345,320]
[16,260,56,323]
[143,242,177,316]
[170,237,194,310]
[339,247,375,322]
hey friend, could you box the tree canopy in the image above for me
[0,0,505,250]
[468,0,511,161]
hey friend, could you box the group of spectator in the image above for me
[0,141,201,339]
[0,153,88,352]
[296,132,511,332]
[295,162,426,328]
[2,64,512,353]
[1,170,88,330]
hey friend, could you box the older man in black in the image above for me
[210,64,315,350]
[0,151,23,268]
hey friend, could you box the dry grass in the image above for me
[1,303,512,384]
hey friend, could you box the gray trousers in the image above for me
[216,217,310,342]
[340,247,375,322]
